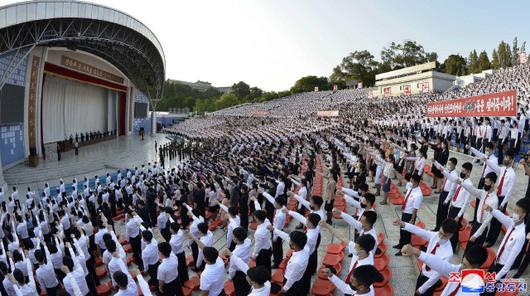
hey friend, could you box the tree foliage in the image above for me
[290,76,330,94]
[441,54,467,75]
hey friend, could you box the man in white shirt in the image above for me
[458,172,499,251]
[199,247,225,296]
[482,198,530,296]
[35,248,60,296]
[394,218,457,296]
[141,230,160,289]
[402,244,488,296]
[271,229,309,296]
[169,222,189,284]
[433,158,458,232]
[255,191,286,269]
[62,254,90,296]
[437,161,473,252]
[467,142,497,224]
[113,271,139,296]
[484,149,517,247]
[157,242,184,296]
[227,227,252,296]
[326,264,383,296]
[251,210,272,277]
[394,174,423,255]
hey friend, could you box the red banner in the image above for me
[427,90,517,117]
[404,84,411,95]
[383,87,391,95]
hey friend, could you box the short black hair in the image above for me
[34,249,44,263]
[410,174,421,183]
[170,222,180,233]
[203,246,218,263]
[352,265,383,286]
[105,239,117,252]
[63,256,74,271]
[355,234,376,253]
[358,183,369,192]
[13,268,24,284]
[441,218,458,235]
[311,196,324,207]
[464,245,488,267]
[484,172,498,183]
[253,210,267,223]
[485,142,494,150]
[228,206,239,217]
[158,242,172,258]
[113,270,129,288]
[142,230,153,242]
[505,149,515,159]
[275,196,287,207]
[232,227,247,243]
[362,210,377,227]
[247,266,270,285]
[289,231,307,250]
[364,193,376,205]
[307,213,321,227]
[197,222,208,235]
[462,162,473,173]
[449,157,458,165]
[516,198,530,214]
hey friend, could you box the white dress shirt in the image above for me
[469,148,497,179]
[229,238,251,278]
[491,209,526,279]
[486,159,516,207]
[403,223,453,294]
[157,254,179,283]
[329,274,375,296]
[339,212,378,253]
[199,258,225,296]
[252,220,272,258]
[141,239,160,272]
[402,184,423,215]
[169,230,185,255]
[196,231,214,268]
[63,257,89,296]
[442,171,473,218]
[418,252,475,296]
[460,183,498,239]
[273,229,309,291]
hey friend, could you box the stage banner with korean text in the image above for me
[427,90,517,117]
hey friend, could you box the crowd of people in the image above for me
[0,62,530,296]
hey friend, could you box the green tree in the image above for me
[215,93,239,109]
[442,54,467,75]
[330,50,379,87]
[248,87,263,102]
[231,81,250,100]
[467,50,479,73]
[381,40,437,70]
[497,41,512,68]
[491,49,500,69]
[477,51,491,71]
[290,76,330,94]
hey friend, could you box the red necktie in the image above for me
[481,158,488,177]
[425,243,440,272]
[479,193,490,223]
[402,189,412,210]
[497,169,508,196]
[452,185,462,202]
[497,227,515,263]
[449,283,461,296]
[345,260,359,283]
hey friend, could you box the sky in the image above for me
[2,0,530,91]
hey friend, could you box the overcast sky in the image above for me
[2,0,530,91]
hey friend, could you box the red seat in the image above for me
[375,242,387,258]
[459,218,468,231]
[411,234,428,248]
[377,232,385,245]
[326,242,346,254]
[96,281,112,296]
[271,269,284,284]
[278,258,288,270]
[416,221,425,229]
[311,278,335,296]
[123,244,132,253]
[96,266,107,279]
[182,287,193,296]
[373,267,392,288]
[94,257,103,267]
[419,182,432,196]
[322,253,344,266]
[184,276,200,291]
[374,284,393,296]
[224,281,235,296]
[186,255,194,267]
[374,253,389,272]
[249,258,256,268]
[119,238,128,245]
[480,248,496,270]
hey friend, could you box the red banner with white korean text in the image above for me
[426,90,517,117]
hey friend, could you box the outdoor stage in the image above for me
[3,133,174,191]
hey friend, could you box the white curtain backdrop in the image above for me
[42,75,111,143]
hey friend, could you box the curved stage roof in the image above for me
[0,0,165,103]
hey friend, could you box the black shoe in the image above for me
[394,251,402,256]
[484,242,494,248]
[392,244,402,249]
[348,254,353,257]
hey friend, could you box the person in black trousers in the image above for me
[239,184,249,231]
[433,157,457,231]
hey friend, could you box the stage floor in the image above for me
[3,133,175,191]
